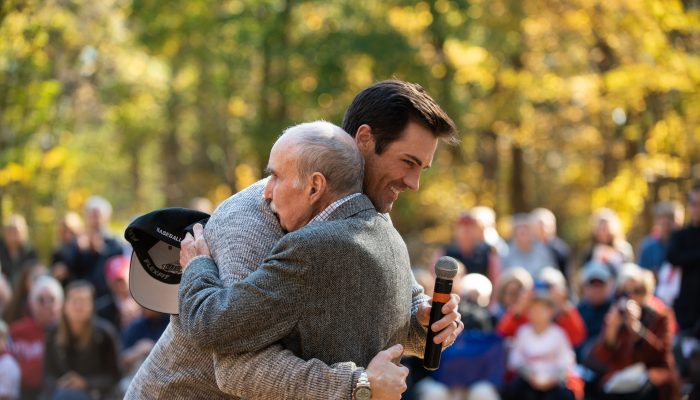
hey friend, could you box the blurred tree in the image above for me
[0,0,698,267]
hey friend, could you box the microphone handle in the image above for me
[423,278,453,370]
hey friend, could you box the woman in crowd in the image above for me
[591,263,679,400]
[43,281,120,400]
[491,266,533,321]
[582,209,634,276]
[3,262,48,324]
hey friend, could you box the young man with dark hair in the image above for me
[126,81,461,400]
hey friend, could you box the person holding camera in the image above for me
[591,263,679,400]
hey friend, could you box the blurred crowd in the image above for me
[0,196,212,399]
[0,188,699,400]
[405,186,700,400]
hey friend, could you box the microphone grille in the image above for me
[435,256,459,280]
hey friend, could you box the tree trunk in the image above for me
[510,144,527,213]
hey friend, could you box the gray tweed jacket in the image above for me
[125,180,429,400]
[179,193,417,368]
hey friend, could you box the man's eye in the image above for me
[404,160,415,167]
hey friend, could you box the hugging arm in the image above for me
[178,238,306,354]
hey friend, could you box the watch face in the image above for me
[355,386,371,400]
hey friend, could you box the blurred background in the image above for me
[1,0,699,266]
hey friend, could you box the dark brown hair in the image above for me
[341,80,459,154]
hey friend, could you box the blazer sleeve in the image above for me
[178,235,308,354]
[213,345,363,400]
[403,280,430,357]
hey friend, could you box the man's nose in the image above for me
[263,180,273,200]
[404,169,420,191]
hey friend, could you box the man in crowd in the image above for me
[531,208,571,281]
[439,211,500,283]
[667,185,700,395]
[639,201,684,273]
[502,213,555,278]
[668,186,700,337]
[60,197,123,298]
[127,80,463,400]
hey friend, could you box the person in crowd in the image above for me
[51,212,84,285]
[638,201,684,274]
[95,255,140,331]
[43,281,120,400]
[3,263,48,324]
[64,197,123,299]
[472,206,509,258]
[575,261,614,360]
[591,263,680,400]
[491,266,533,321]
[0,320,21,400]
[497,267,586,348]
[0,274,11,317]
[458,273,495,332]
[617,264,678,335]
[413,267,434,296]
[501,213,556,278]
[439,212,500,283]
[582,208,634,276]
[531,208,571,281]
[667,185,700,344]
[0,214,38,285]
[120,308,169,373]
[10,276,63,400]
[501,282,578,400]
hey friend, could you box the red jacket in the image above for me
[496,306,587,347]
[592,304,680,400]
[9,316,45,391]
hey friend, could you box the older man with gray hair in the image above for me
[178,121,445,400]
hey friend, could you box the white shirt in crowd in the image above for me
[0,353,21,400]
[508,323,575,386]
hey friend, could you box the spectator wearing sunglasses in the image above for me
[591,263,679,400]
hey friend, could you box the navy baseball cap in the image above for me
[125,208,209,314]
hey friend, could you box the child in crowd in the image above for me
[501,283,577,400]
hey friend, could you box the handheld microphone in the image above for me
[423,256,459,371]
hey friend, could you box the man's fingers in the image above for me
[381,343,404,361]
[183,232,193,241]
[440,293,460,313]
[193,223,204,237]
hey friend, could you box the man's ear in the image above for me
[354,124,375,155]
[308,172,327,203]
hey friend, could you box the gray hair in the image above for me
[30,275,64,305]
[85,196,112,220]
[283,121,364,196]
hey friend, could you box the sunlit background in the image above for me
[1,0,699,267]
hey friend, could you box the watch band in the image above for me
[352,371,371,400]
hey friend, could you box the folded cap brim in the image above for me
[129,251,180,315]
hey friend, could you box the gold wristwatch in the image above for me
[352,371,371,400]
